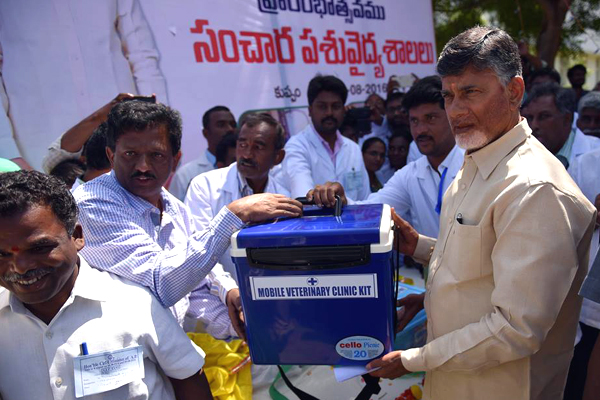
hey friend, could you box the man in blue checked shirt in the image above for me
[73,101,302,339]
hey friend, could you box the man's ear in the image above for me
[172,151,182,173]
[274,149,285,166]
[72,224,85,251]
[507,76,525,111]
[106,147,115,168]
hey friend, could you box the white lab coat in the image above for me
[569,147,600,332]
[355,145,465,239]
[283,124,370,200]
[184,162,290,281]
[169,151,215,201]
[570,128,600,167]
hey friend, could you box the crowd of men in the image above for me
[1,25,600,400]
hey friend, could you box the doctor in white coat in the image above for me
[185,113,293,281]
[307,76,464,240]
[283,75,370,201]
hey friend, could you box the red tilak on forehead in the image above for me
[11,246,19,252]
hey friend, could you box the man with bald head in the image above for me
[367,27,597,400]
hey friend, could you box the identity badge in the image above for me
[344,168,363,192]
[73,345,144,398]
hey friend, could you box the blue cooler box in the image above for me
[230,204,395,365]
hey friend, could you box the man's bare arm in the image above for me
[169,370,213,400]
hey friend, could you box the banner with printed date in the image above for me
[0,0,435,168]
[140,0,436,162]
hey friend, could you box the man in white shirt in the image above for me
[0,171,212,400]
[564,147,600,399]
[308,76,463,241]
[522,82,600,169]
[186,113,290,282]
[283,75,370,201]
[170,106,237,201]
[0,0,168,170]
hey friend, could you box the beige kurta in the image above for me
[401,119,597,399]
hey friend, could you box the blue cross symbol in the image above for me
[307,277,319,286]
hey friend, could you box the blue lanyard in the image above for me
[435,167,448,215]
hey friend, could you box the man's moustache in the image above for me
[4,267,53,283]
[131,171,157,179]
[582,129,600,136]
[416,134,433,141]
[322,117,338,125]
[239,159,257,168]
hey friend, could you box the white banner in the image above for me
[1,0,435,168]
[140,0,437,163]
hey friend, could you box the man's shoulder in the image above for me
[189,163,234,192]
[583,132,600,147]
[576,146,600,166]
[83,260,159,307]
[507,136,589,202]
[573,128,600,147]
[286,127,311,146]
[387,159,420,185]
[73,173,123,204]
[174,156,213,179]
[341,135,362,152]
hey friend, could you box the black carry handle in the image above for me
[295,195,343,217]
[277,366,381,400]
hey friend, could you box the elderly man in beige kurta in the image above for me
[402,119,596,398]
[363,27,597,400]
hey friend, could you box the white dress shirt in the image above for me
[185,162,290,281]
[283,124,370,200]
[569,127,600,166]
[355,145,464,239]
[569,147,600,330]
[169,150,216,201]
[0,0,168,169]
[0,258,205,400]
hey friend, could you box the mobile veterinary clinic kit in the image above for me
[231,203,396,365]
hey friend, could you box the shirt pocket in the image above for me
[446,222,482,282]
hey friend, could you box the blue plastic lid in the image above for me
[234,204,384,248]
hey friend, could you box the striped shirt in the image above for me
[73,171,242,338]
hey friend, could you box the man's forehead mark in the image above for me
[11,246,20,252]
